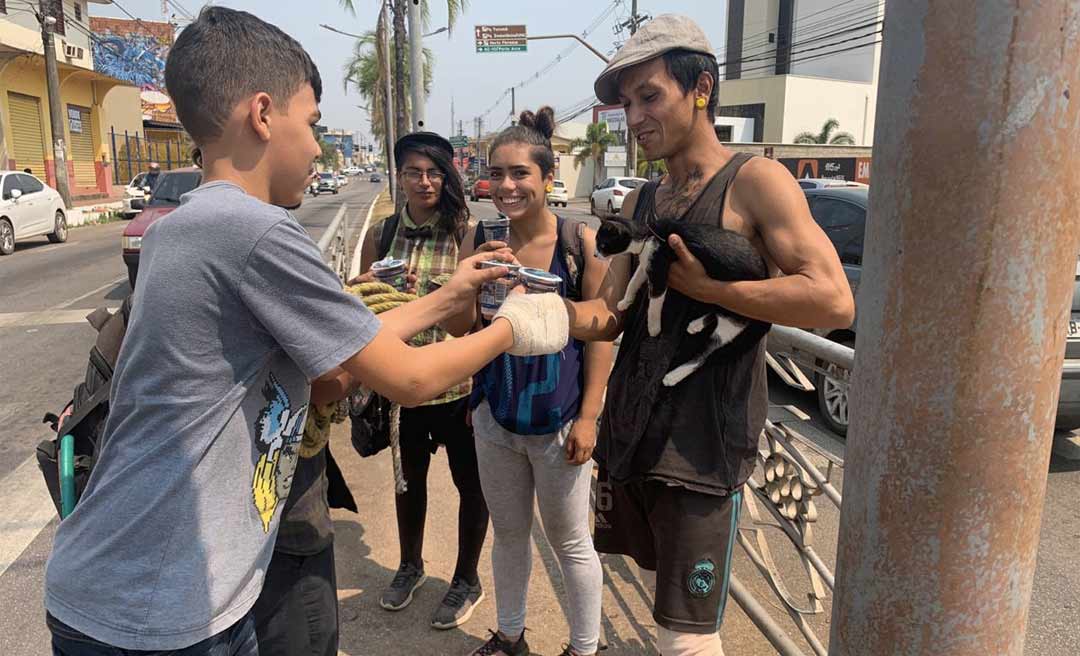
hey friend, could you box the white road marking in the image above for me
[0,308,118,329]
[51,275,127,310]
[0,452,57,578]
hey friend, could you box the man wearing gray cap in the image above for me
[567,14,854,655]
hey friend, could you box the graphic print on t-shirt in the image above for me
[251,373,307,532]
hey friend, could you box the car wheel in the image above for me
[0,218,13,255]
[470,194,477,202]
[333,189,339,195]
[48,211,68,243]
[126,262,138,289]
[815,338,854,437]
[607,200,614,217]
[590,198,596,216]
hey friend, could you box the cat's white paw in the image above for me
[617,299,632,312]
[687,316,709,334]
[648,314,661,337]
[663,365,693,387]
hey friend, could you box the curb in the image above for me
[349,188,385,281]
[68,201,125,227]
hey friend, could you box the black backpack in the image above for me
[37,295,132,517]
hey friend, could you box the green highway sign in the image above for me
[449,136,469,148]
[475,24,527,53]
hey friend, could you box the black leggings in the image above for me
[397,397,489,584]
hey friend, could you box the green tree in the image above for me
[313,128,340,170]
[339,0,466,139]
[637,157,667,179]
[793,118,856,145]
[571,122,618,189]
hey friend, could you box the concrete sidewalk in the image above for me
[327,418,839,656]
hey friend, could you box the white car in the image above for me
[590,176,647,217]
[344,166,362,176]
[0,171,67,255]
[336,173,348,187]
[797,177,868,190]
[546,179,569,207]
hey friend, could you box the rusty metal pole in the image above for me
[830,3,1080,655]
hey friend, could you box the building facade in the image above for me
[0,0,135,199]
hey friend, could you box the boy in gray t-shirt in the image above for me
[44,7,568,654]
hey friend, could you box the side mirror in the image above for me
[142,185,151,192]
[10,188,21,200]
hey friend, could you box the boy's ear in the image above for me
[248,92,273,143]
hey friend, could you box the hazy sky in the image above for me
[94,0,877,144]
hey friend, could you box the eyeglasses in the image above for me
[402,170,445,183]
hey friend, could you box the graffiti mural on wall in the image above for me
[90,17,178,124]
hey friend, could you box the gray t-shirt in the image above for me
[44,181,380,650]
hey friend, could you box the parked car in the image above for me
[344,166,362,176]
[470,175,491,202]
[121,168,203,286]
[797,177,868,190]
[317,172,339,194]
[369,173,382,183]
[336,173,348,187]
[0,171,67,255]
[590,177,647,217]
[547,179,569,207]
[767,186,1080,436]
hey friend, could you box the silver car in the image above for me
[767,186,1080,436]
[0,171,67,255]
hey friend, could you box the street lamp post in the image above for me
[407,0,424,132]
[39,7,72,208]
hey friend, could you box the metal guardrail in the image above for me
[317,203,352,279]
[727,326,855,656]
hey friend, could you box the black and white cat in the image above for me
[595,216,771,386]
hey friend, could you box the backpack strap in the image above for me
[473,221,486,250]
[376,214,401,261]
[58,295,133,436]
[557,216,587,302]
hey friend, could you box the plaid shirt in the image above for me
[378,206,469,405]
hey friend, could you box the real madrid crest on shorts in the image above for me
[687,558,717,598]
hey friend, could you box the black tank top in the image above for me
[596,153,768,495]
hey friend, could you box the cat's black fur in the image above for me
[595,216,772,386]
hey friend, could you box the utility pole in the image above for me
[458,120,463,138]
[39,2,72,208]
[475,116,482,177]
[378,2,397,203]
[626,0,639,178]
[510,87,516,125]
[829,2,1080,655]
[407,0,424,131]
[450,98,455,138]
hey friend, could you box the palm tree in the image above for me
[340,0,467,140]
[571,122,618,189]
[342,31,433,146]
[793,118,856,145]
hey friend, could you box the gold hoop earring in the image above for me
[695,97,707,109]
[545,184,554,193]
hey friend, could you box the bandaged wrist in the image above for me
[494,293,569,356]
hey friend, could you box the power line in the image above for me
[718,0,882,58]
[720,21,882,70]
[737,37,882,76]
[166,0,194,20]
[470,0,620,127]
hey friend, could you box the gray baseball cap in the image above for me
[594,14,715,105]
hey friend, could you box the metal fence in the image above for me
[108,128,192,185]
[317,203,353,280]
[725,325,853,656]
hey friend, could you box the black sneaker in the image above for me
[431,576,485,630]
[379,562,426,611]
[470,629,529,655]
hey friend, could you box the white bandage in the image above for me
[657,626,725,656]
[494,292,570,356]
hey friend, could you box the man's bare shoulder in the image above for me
[731,156,807,225]
[619,186,643,219]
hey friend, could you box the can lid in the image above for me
[372,257,405,270]
[519,267,561,283]
[480,260,520,271]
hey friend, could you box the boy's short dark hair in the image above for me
[662,49,720,119]
[165,6,322,142]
